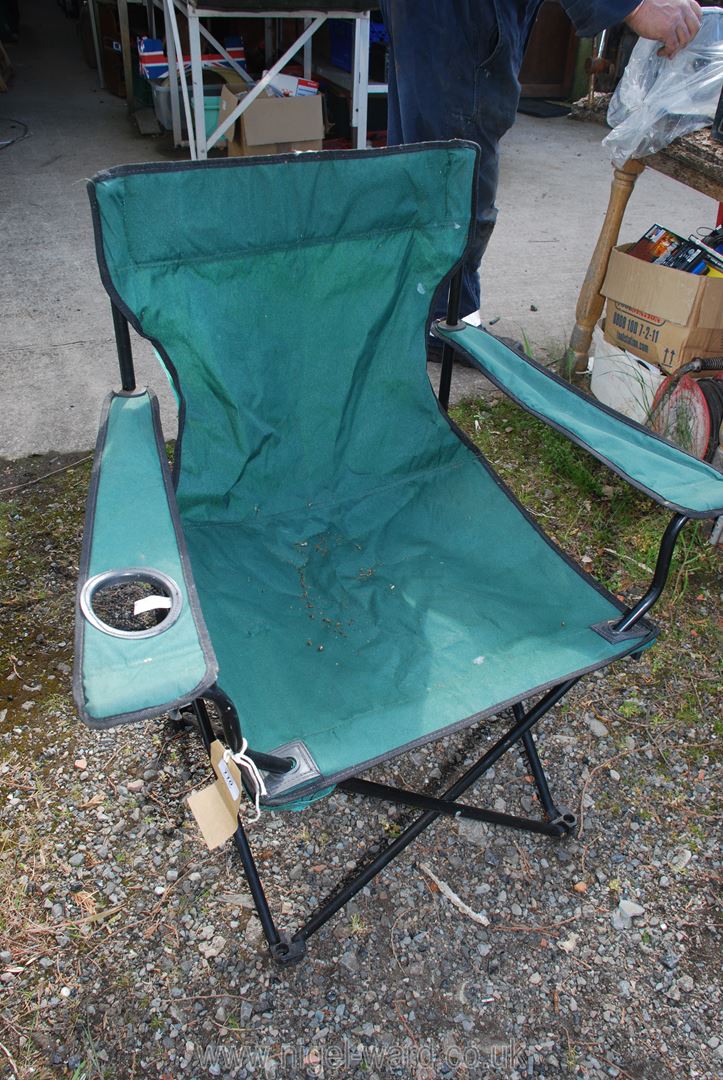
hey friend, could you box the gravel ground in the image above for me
[1,445,721,1080]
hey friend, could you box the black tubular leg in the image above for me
[231,823,306,963]
[515,703,559,821]
[338,776,568,836]
[111,303,136,392]
[203,685,244,754]
[203,686,294,773]
[438,269,463,412]
[192,698,215,753]
[189,681,577,957]
[232,824,281,947]
[191,696,303,962]
[613,512,689,633]
[294,679,578,945]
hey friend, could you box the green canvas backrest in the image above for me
[89,144,478,523]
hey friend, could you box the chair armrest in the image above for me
[433,324,723,519]
[74,390,217,728]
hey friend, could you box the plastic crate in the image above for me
[329,19,388,73]
[151,82,226,144]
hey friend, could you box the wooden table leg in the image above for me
[570,158,645,372]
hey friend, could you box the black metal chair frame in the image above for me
[109,274,689,966]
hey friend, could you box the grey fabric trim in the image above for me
[89,140,481,186]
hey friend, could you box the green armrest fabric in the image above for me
[434,324,723,519]
[74,390,217,728]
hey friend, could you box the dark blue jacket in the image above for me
[563,0,639,37]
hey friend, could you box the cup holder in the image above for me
[79,568,182,639]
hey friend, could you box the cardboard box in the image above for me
[601,244,723,373]
[219,84,323,157]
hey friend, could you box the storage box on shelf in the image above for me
[218,83,324,156]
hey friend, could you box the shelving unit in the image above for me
[160,1,387,158]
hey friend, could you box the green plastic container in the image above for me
[151,82,227,147]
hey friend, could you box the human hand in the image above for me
[625,0,702,58]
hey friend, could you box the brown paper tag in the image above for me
[187,740,243,850]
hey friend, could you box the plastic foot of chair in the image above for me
[269,934,307,966]
[549,809,577,837]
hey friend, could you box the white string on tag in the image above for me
[224,739,268,823]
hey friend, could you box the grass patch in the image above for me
[450,396,720,603]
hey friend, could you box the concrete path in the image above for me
[1,0,716,457]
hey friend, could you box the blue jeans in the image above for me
[379,0,542,318]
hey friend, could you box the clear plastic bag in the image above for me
[603,7,723,167]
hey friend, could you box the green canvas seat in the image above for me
[75,144,723,963]
[186,464,643,785]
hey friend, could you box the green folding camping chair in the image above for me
[75,143,723,964]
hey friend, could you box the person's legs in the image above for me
[380,0,541,319]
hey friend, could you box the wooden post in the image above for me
[117,0,135,112]
[569,158,645,372]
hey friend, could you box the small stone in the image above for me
[661,953,679,971]
[126,779,144,793]
[74,758,87,771]
[529,972,542,985]
[677,975,694,993]
[669,848,692,872]
[609,769,620,782]
[69,854,84,867]
[60,987,71,998]
[245,919,264,947]
[573,881,587,894]
[340,950,359,974]
[199,934,226,960]
[611,909,632,931]
[619,899,645,919]
[586,717,609,738]
[166,869,179,882]
[558,933,578,954]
